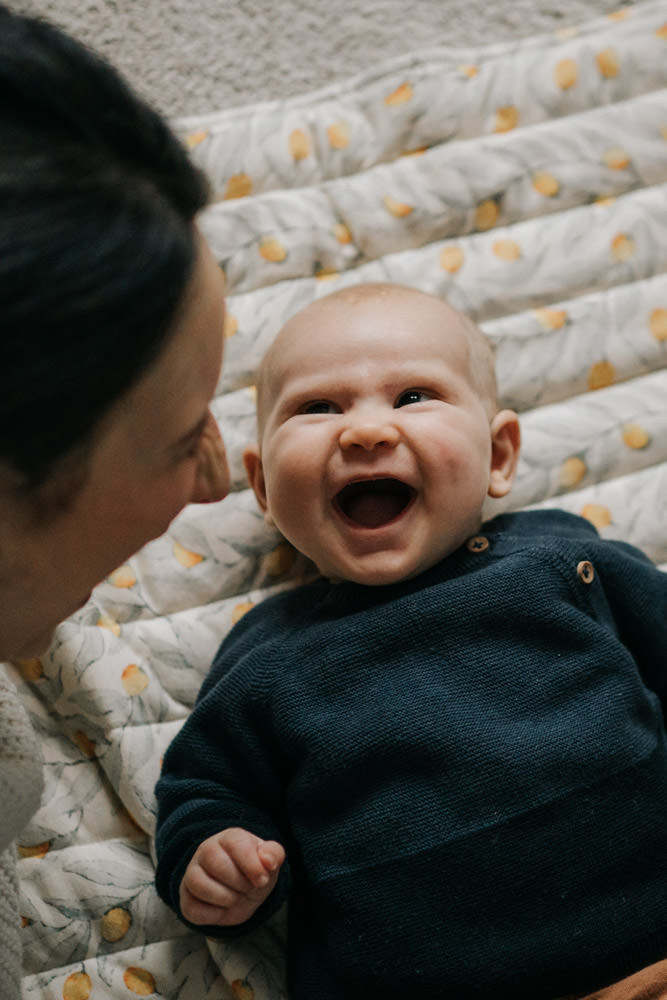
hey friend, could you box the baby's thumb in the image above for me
[258,840,285,875]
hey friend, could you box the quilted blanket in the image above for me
[10,2,667,996]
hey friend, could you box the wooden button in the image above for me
[466,535,489,553]
[577,560,595,584]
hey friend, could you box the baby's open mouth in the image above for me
[334,478,416,528]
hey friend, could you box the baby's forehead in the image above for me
[265,290,465,374]
[256,286,494,416]
[284,286,463,341]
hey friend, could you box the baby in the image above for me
[155,283,667,1000]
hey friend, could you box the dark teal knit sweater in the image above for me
[155,510,667,999]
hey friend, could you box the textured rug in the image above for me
[8,0,639,116]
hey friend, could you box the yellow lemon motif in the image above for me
[610,233,635,262]
[62,971,93,1000]
[384,82,413,106]
[231,980,255,1000]
[327,121,351,149]
[458,64,478,78]
[314,267,339,281]
[101,906,132,943]
[655,22,667,39]
[534,308,568,330]
[17,841,50,859]
[16,658,44,681]
[108,565,136,589]
[594,194,616,207]
[475,199,499,231]
[382,194,414,219]
[622,423,650,450]
[121,664,149,697]
[259,236,288,263]
[608,9,630,20]
[649,308,667,341]
[97,613,121,636]
[232,601,255,625]
[173,540,204,568]
[72,731,96,759]
[382,195,414,218]
[332,222,352,244]
[492,239,521,261]
[223,173,252,200]
[532,172,560,197]
[559,457,587,489]
[661,125,667,141]
[588,360,616,391]
[494,106,519,132]
[554,58,578,90]
[602,147,630,170]
[439,246,464,273]
[265,543,296,577]
[184,129,208,150]
[596,47,620,77]
[224,313,238,338]
[123,967,156,996]
[581,503,612,529]
[289,128,310,161]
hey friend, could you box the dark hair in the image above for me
[0,5,211,494]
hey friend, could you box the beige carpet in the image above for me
[7,0,638,117]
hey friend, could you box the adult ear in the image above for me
[487,409,521,498]
[243,444,274,525]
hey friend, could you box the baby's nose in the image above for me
[339,418,400,451]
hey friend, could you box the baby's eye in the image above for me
[301,400,338,415]
[395,389,431,407]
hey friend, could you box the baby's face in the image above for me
[247,290,518,585]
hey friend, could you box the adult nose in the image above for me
[191,411,231,503]
[339,414,400,452]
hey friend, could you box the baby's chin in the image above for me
[320,557,437,588]
[317,534,475,587]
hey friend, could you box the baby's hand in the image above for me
[179,827,285,927]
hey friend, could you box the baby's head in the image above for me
[244,282,520,586]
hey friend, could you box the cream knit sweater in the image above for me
[0,668,43,1000]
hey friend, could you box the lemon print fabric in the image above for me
[62,972,92,1000]
[289,128,310,161]
[100,907,132,943]
[107,564,136,588]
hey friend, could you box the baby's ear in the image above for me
[487,410,521,498]
[243,445,274,525]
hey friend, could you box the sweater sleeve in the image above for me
[592,539,667,714]
[154,615,291,938]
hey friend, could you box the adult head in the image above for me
[245,282,520,585]
[0,5,230,658]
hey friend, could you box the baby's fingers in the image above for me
[221,828,283,889]
[258,840,286,878]
[180,882,235,926]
